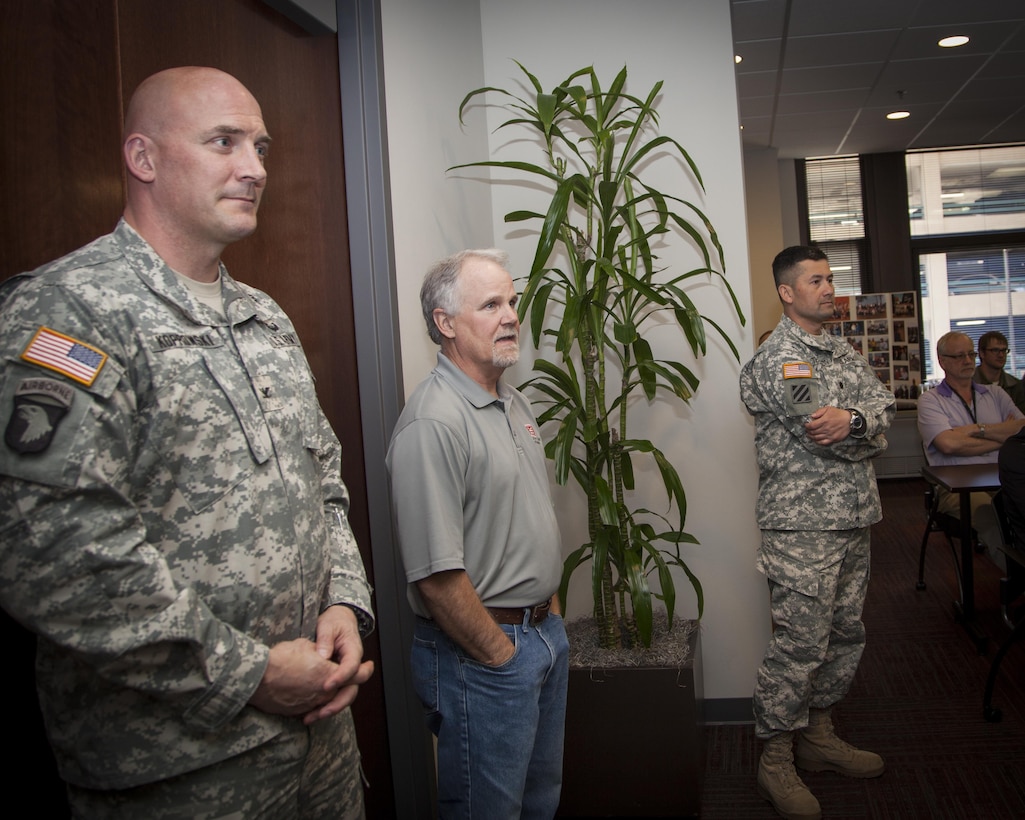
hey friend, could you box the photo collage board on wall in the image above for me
[823,291,921,400]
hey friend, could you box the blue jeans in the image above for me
[411,612,569,820]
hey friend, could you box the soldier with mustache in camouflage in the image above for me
[740,246,894,820]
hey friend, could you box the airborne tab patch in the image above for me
[20,327,107,386]
[5,378,75,454]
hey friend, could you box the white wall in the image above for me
[380,0,495,392]
[381,0,768,702]
[743,146,787,341]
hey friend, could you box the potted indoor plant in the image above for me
[453,63,744,816]
[455,62,743,648]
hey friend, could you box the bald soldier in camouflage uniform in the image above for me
[740,246,894,820]
[0,68,373,819]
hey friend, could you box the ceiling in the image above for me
[731,0,1025,160]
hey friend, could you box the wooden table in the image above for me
[921,463,1000,649]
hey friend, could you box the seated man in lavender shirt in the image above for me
[918,331,1025,561]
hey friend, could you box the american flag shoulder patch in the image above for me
[20,327,108,386]
[782,361,813,380]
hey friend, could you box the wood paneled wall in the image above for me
[1,0,392,814]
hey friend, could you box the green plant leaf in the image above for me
[638,359,695,403]
[623,547,653,646]
[537,93,558,136]
[551,406,582,485]
[678,559,704,619]
[527,175,577,289]
[613,319,637,345]
[594,474,618,526]
[451,63,745,645]
[654,529,700,545]
[529,281,556,338]
[559,543,590,616]
[638,536,675,625]
[505,209,545,223]
[618,439,687,520]
[447,158,561,184]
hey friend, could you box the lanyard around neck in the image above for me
[954,384,977,423]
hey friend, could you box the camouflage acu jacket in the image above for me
[739,316,895,534]
[0,220,373,789]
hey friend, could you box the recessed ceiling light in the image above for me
[887,111,911,120]
[938,35,969,48]
[735,54,743,64]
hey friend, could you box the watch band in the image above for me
[847,408,867,438]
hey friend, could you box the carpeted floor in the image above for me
[700,478,1025,819]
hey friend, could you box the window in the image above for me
[817,241,862,295]
[918,247,1025,382]
[907,145,1025,237]
[908,145,1025,384]
[804,156,865,294]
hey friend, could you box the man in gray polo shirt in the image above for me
[386,249,567,819]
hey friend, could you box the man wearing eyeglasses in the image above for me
[918,331,1025,560]
[973,331,1025,415]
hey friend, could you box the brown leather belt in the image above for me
[487,599,551,626]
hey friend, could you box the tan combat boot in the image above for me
[757,732,822,820]
[796,707,885,778]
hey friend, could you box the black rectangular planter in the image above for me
[557,628,703,818]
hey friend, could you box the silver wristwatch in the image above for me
[847,408,867,438]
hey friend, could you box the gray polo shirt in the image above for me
[386,353,562,618]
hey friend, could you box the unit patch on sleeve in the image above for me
[20,327,107,386]
[5,378,75,454]
[781,360,819,416]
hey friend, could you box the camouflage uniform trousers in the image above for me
[753,527,871,739]
[65,709,364,820]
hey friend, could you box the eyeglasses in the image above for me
[982,347,1009,355]
[939,351,976,361]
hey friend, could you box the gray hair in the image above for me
[936,330,971,357]
[420,248,510,345]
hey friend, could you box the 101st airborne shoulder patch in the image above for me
[782,360,819,416]
[5,378,75,454]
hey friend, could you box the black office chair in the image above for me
[982,490,1025,723]
[916,478,967,599]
